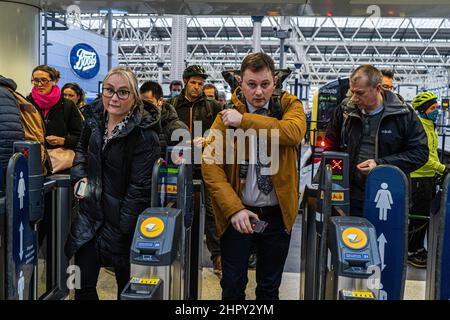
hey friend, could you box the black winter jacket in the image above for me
[325,89,429,180]
[0,76,24,170]
[27,94,83,150]
[66,100,161,259]
[159,101,188,151]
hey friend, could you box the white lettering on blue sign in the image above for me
[74,49,97,72]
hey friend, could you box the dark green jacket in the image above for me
[167,90,222,136]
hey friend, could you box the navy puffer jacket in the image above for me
[0,76,24,170]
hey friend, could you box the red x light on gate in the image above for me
[21,148,29,159]
[331,159,342,171]
[326,158,344,181]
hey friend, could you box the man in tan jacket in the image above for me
[202,52,306,300]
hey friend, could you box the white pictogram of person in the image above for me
[374,183,393,221]
[18,270,24,300]
[18,172,26,210]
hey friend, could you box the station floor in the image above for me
[93,215,427,300]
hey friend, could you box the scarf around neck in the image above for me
[31,85,61,118]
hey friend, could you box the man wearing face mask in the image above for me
[408,92,450,268]
[140,81,188,157]
[169,80,183,98]
[325,65,429,217]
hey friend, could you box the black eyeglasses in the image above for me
[102,87,132,100]
[31,78,52,86]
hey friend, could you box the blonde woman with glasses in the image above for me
[66,67,161,300]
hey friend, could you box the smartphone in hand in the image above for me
[75,180,87,198]
[250,219,268,233]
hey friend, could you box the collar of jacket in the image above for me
[85,98,161,138]
[347,89,410,119]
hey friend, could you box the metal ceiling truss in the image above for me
[59,13,450,91]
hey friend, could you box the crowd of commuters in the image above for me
[0,53,447,300]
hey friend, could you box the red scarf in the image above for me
[31,85,61,118]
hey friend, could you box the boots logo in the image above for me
[69,43,100,79]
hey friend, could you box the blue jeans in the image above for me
[220,205,291,300]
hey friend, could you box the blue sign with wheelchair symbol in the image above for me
[364,165,408,300]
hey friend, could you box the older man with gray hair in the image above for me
[325,64,428,216]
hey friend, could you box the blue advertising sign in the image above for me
[69,43,100,79]
[363,165,408,300]
[6,153,36,300]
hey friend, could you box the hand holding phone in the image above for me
[74,178,88,199]
[250,218,268,234]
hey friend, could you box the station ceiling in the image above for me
[25,0,450,18]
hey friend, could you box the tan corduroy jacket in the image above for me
[201,89,306,238]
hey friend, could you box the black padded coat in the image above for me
[0,76,24,170]
[65,99,161,259]
[325,89,429,179]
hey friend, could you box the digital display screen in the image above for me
[326,158,344,181]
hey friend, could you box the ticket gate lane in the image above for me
[316,164,332,300]
[1,142,73,300]
[427,173,450,300]
[300,152,351,300]
[300,151,380,300]
[128,146,204,300]
[363,165,408,300]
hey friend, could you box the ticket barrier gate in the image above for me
[0,141,73,300]
[123,146,205,300]
[0,142,42,300]
[300,151,381,300]
[162,146,205,300]
[39,174,72,300]
[326,216,380,300]
[121,207,182,300]
[426,173,450,300]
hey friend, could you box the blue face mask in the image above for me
[426,109,439,122]
[171,91,180,97]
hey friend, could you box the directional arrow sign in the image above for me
[378,233,387,271]
[19,222,24,261]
